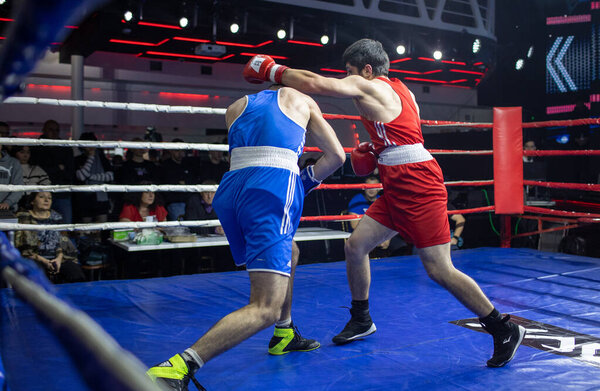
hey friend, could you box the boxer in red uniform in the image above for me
[243,39,526,368]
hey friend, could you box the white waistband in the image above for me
[229,146,299,175]
[377,143,433,166]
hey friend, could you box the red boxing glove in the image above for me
[243,55,289,84]
[351,142,378,176]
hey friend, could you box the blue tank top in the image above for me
[228,90,306,157]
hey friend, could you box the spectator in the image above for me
[347,176,381,231]
[11,146,50,186]
[0,121,10,153]
[74,132,114,223]
[447,201,465,251]
[30,120,74,223]
[119,188,167,222]
[111,154,125,172]
[346,176,407,256]
[0,121,9,138]
[158,138,195,220]
[523,140,536,163]
[15,192,85,283]
[195,150,229,183]
[184,179,224,235]
[523,139,547,200]
[116,137,158,184]
[0,140,23,212]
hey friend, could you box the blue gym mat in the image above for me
[2,247,600,390]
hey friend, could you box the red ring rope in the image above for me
[524,180,600,192]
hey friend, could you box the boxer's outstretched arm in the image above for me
[305,97,345,181]
[282,69,372,99]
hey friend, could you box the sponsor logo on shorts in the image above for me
[451,315,600,368]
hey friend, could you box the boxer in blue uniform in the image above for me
[147,85,345,390]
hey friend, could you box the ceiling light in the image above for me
[433,50,442,60]
[230,23,239,34]
[179,17,189,28]
[515,58,524,70]
[527,46,534,58]
[396,45,406,55]
[472,38,481,53]
[277,29,286,39]
[0,0,7,5]
[124,10,133,22]
[320,35,329,45]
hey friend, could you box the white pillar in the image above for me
[71,54,84,140]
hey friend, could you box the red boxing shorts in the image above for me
[366,159,450,249]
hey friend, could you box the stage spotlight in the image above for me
[472,38,481,53]
[396,45,406,55]
[230,23,240,34]
[179,17,189,28]
[515,58,524,70]
[321,35,329,45]
[527,46,534,58]
[433,50,442,60]
[124,10,133,22]
[0,0,7,5]
[277,29,286,39]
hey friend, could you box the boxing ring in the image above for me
[4,248,600,390]
[0,97,598,390]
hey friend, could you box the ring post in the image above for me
[493,107,524,248]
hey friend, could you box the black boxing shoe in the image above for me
[332,308,377,345]
[480,315,526,368]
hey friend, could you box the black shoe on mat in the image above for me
[332,309,377,345]
[480,315,526,368]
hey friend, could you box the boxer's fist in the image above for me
[351,142,378,176]
[243,55,289,84]
[300,165,321,195]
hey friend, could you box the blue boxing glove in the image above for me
[300,165,321,195]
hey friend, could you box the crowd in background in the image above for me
[0,119,230,283]
[0,115,597,283]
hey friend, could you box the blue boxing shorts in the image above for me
[213,166,303,277]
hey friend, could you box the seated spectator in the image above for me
[346,176,407,256]
[0,121,10,153]
[195,150,229,183]
[347,176,381,231]
[74,132,114,223]
[158,138,195,220]
[30,119,74,223]
[119,188,168,222]
[11,145,50,186]
[116,137,158,184]
[184,179,224,235]
[0,139,23,212]
[447,201,465,251]
[523,140,537,163]
[0,121,9,138]
[15,192,85,283]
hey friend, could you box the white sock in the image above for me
[275,318,292,328]
[183,348,204,371]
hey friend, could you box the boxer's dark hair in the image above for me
[343,39,389,76]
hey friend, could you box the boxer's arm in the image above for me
[305,98,345,181]
[282,69,372,99]
[225,96,248,128]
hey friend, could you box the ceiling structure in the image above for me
[1,0,498,89]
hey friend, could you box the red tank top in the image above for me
[359,77,424,154]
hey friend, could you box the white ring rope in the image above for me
[0,137,229,151]
[0,184,219,192]
[3,97,228,115]
[0,219,221,232]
